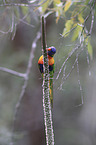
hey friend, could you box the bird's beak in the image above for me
[46,48,51,51]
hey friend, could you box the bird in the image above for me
[38,46,56,107]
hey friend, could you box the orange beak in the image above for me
[47,47,51,51]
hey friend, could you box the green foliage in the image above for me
[84,0,90,5]
[87,38,93,60]
[39,0,52,13]
[21,6,29,15]
[62,19,73,37]
[72,25,82,41]
[64,0,72,12]
[78,13,84,24]
[53,0,63,23]
[14,6,20,19]
[20,6,31,23]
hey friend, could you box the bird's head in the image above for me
[47,46,56,57]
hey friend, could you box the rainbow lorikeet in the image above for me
[38,46,56,107]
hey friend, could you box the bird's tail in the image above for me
[49,78,53,108]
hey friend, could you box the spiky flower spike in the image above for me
[38,46,56,107]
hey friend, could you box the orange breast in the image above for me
[38,55,43,64]
[38,55,54,65]
[48,55,54,65]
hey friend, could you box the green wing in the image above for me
[49,64,55,108]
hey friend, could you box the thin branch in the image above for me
[0,29,11,34]
[11,31,41,145]
[89,10,94,35]
[0,8,15,36]
[60,24,78,37]
[16,17,34,28]
[76,55,83,105]
[56,44,80,80]
[0,3,29,7]
[15,30,41,118]
[11,24,17,40]
[70,7,86,19]
[86,47,92,76]
[84,0,95,33]
[58,54,78,90]
[0,67,26,78]
[11,8,15,33]
[11,7,18,40]
[0,0,47,7]
[58,46,85,106]
[58,0,95,80]
[15,9,35,28]
[61,23,84,38]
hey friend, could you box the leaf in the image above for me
[20,6,31,23]
[78,13,84,24]
[39,0,51,13]
[62,19,73,37]
[64,0,72,12]
[53,0,63,23]
[87,39,93,60]
[53,0,61,5]
[72,25,82,41]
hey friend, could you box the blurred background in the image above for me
[0,2,96,145]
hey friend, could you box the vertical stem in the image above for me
[42,16,55,145]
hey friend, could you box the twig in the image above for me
[15,9,35,28]
[0,0,47,7]
[58,54,78,90]
[86,48,91,76]
[15,30,41,120]
[0,29,11,34]
[56,44,80,80]
[76,54,83,105]
[60,24,78,37]
[0,67,26,78]
[89,10,94,35]
[58,46,85,106]
[61,23,85,38]
[11,7,17,40]
[11,31,41,145]
[57,0,95,80]
[17,17,34,28]
[84,0,95,34]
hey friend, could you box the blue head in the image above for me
[47,46,56,57]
